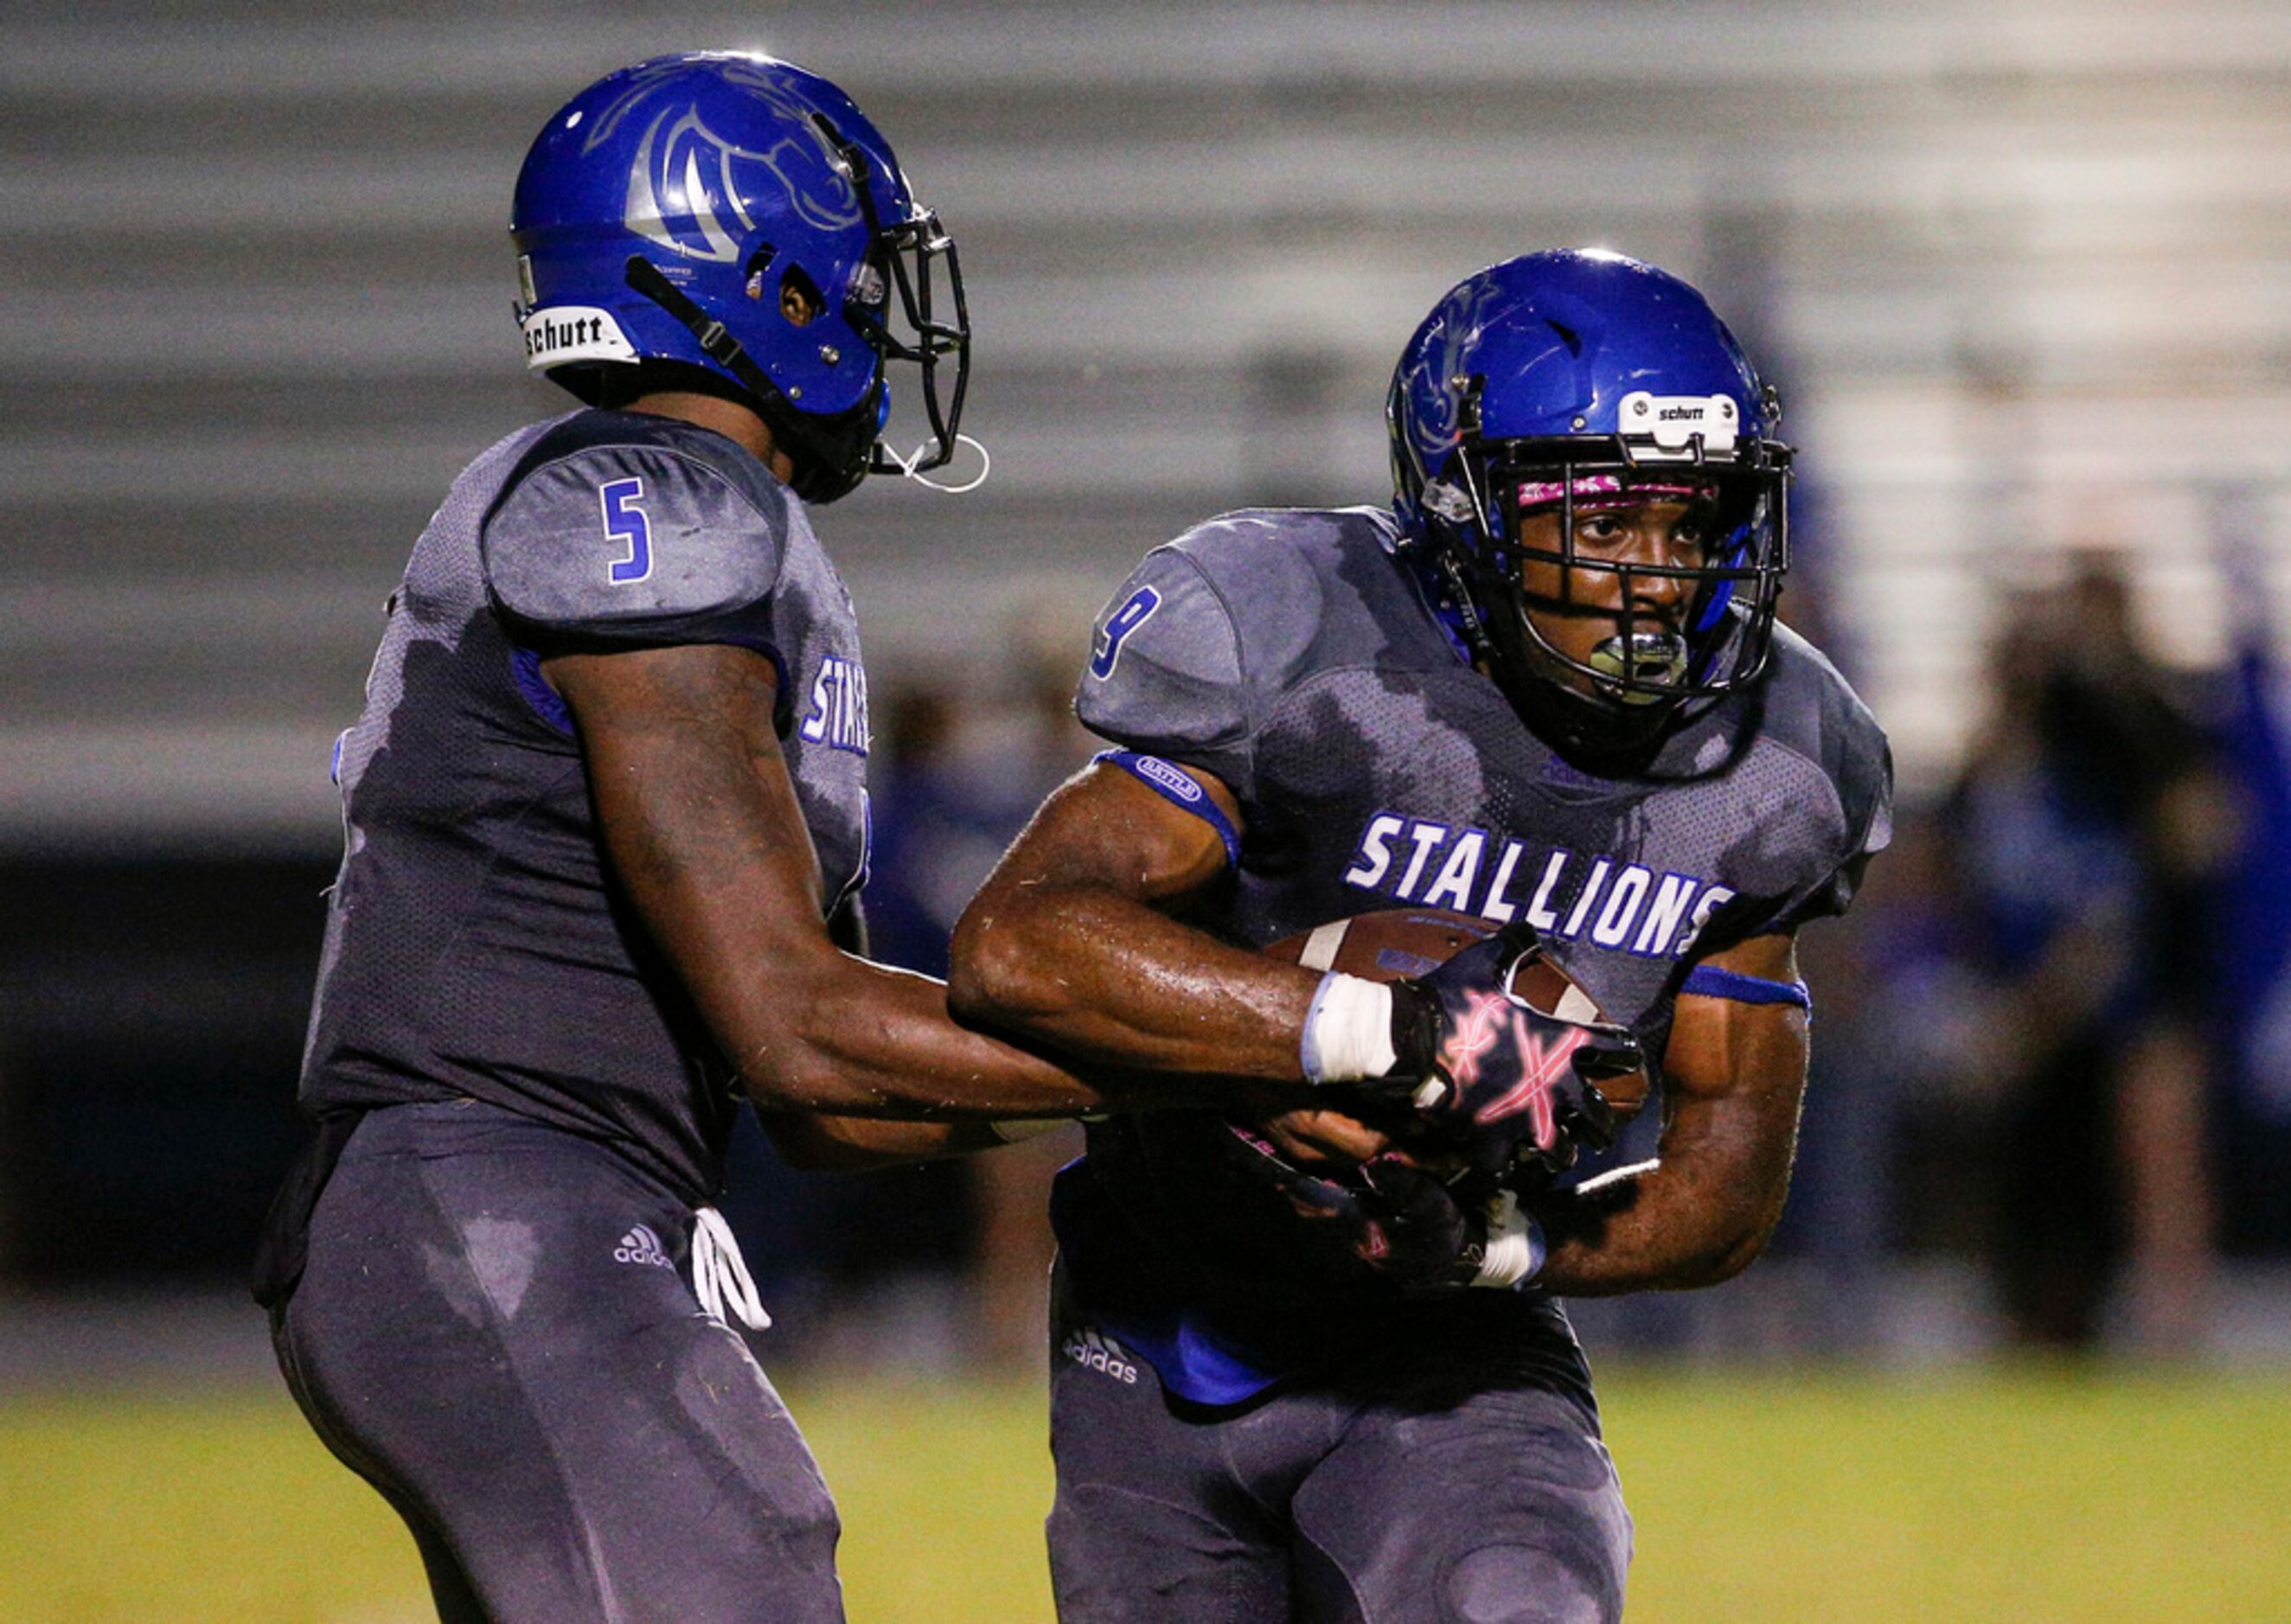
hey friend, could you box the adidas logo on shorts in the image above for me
[612,1224,673,1269]
[1061,1327,1139,1385]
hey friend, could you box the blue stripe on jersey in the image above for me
[509,645,576,736]
[1049,1164,1286,1406]
[1680,964,1811,1009]
[1085,1301,1287,1408]
[1096,750,1241,869]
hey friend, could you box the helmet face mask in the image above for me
[836,162,970,484]
[1389,252,1791,758]
[511,53,972,503]
[1449,428,1788,720]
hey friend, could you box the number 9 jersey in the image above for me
[298,409,872,1204]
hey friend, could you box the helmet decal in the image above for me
[619,99,863,261]
[626,108,757,262]
[1402,274,1507,480]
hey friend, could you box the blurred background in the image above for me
[4,1,2290,1618]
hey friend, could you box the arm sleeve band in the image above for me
[1095,750,1241,869]
[1680,964,1812,1009]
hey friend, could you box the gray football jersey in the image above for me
[298,410,872,1202]
[1068,503,1891,1301]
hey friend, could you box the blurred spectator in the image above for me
[2215,509,2291,1255]
[1941,552,2229,1353]
[854,614,1098,1369]
[1782,808,1989,1351]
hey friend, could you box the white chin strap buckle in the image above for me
[880,432,991,494]
[692,1205,771,1330]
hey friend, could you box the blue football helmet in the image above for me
[1388,250,1789,751]
[511,52,970,504]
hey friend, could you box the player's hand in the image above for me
[1377,924,1643,1189]
[1249,1106,1392,1170]
[1222,1124,1474,1290]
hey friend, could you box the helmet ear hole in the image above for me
[743,244,778,301]
[778,265,824,327]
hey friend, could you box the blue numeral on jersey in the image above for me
[599,477,652,585]
[1090,585,1161,680]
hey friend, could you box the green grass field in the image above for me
[4,1366,2287,1621]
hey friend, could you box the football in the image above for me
[1264,906,1649,1121]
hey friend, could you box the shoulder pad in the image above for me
[1163,511,1329,680]
[482,412,791,647]
[1757,624,1896,925]
[1075,511,1334,802]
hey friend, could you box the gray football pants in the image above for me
[1047,1292,1632,1624]
[272,1099,842,1623]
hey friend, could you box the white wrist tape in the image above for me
[1470,1190,1547,1289]
[1300,971,1398,1084]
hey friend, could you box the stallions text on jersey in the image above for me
[1057,503,1891,1400]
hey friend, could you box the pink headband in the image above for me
[1515,473,1718,509]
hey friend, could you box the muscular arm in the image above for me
[758,1112,1021,1172]
[1533,930,1810,1295]
[546,642,1274,1123]
[948,758,1324,1079]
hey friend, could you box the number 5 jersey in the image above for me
[298,411,871,1204]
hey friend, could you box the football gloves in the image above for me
[1221,1124,1551,1292]
[1376,923,1644,1192]
[1222,1125,1474,1291]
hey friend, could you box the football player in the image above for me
[949,250,1893,1622]
[258,54,1549,1622]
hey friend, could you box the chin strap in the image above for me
[879,431,992,494]
[624,255,990,501]
[623,257,871,504]
[1430,547,1499,668]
